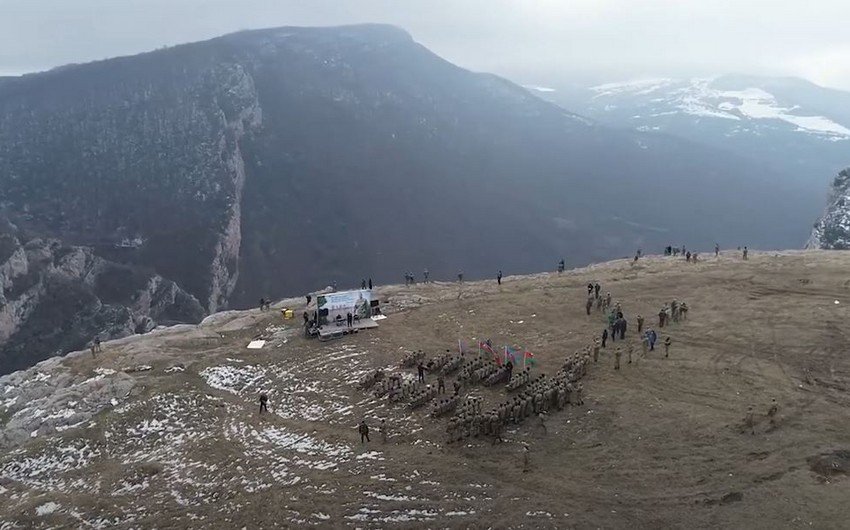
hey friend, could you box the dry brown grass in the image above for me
[3,250,850,528]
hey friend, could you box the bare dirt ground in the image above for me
[2,250,850,529]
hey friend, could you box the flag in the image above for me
[523,350,536,368]
[505,346,521,365]
[458,339,467,354]
[479,341,500,365]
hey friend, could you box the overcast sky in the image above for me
[3,0,850,90]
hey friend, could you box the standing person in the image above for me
[658,308,666,328]
[423,268,429,283]
[614,347,622,370]
[437,375,446,394]
[306,294,312,305]
[94,335,102,353]
[497,270,503,285]
[368,278,373,290]
[358,420,370,443]
[715,243,720,257]
[458,271,464,283]
[90,343,97,358]
[637,314,645,334]
[558,259,565,273]
[259,298,266,311]
[619,317,627,340]
[601,328,608,348]
[627,343,634,364]
[361,279,367,289]
[417,362,426,383]
[664,336,672,358]
[380,419,388,444]
[587,283,594,295]
[641,333,649,356]
[492,418,504,445]
[259,393,269,414]
[767,399,779,428]
[649,329,657,351]
[744,406,755,435]
[592,338,600,363]
[585,296,593,315]
[743,246,749,260]
[594,282,601,298]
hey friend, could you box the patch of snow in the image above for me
[523,84,556,93]
[35,501,60,516]
[364,491,416,501]
[591,78,675,97]
[356,451,385,461]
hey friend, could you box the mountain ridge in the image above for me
[0,24,815,374]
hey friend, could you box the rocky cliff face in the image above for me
[0,224,204,375]
[0,56,261,314]
[807,169,850,249]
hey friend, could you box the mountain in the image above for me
[807,168,850,249]
[3,251,850,527]
[531,75,850,191]
[0,25,814,373]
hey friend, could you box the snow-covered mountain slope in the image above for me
[808,168,850,249]
[537,75,850,189]
[589,77,850,139]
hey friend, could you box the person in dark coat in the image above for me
[601,328,608,348]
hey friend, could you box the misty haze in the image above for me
[1,2,849,528]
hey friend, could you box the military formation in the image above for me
[355,268,705,448]
[445,360,588,444]
[400,349,426,368]
[357,368,386,390]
